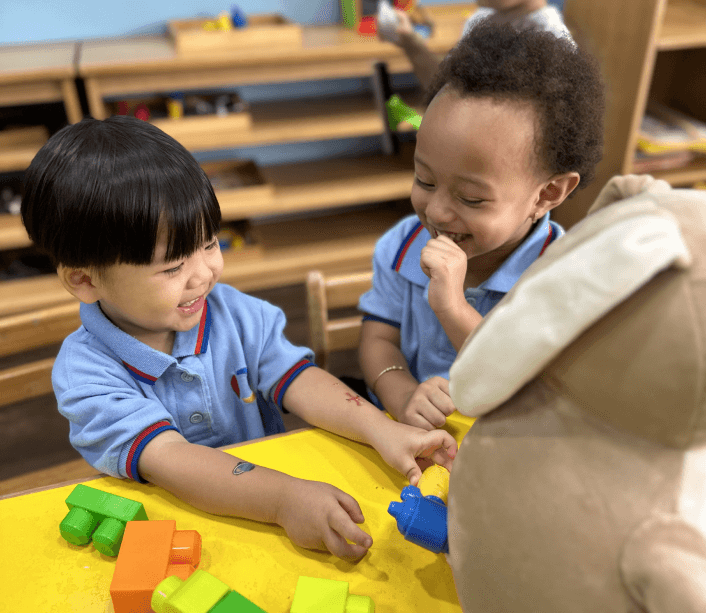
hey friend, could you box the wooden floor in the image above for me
[0,283,363,496]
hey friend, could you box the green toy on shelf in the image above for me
[59,484,148,556]
[385,95,422,131]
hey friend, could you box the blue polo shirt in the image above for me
[52,283,314,482]
[358,213,563,386]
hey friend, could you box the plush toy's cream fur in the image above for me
[447,175,706,612]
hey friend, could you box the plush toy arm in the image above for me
[621,514,706,613]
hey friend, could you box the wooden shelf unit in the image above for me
[558,0,706,229]
[71,8,471,293]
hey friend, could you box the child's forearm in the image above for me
[282,367,402,448]
[398,32,443,91]
[358,334,419,420]
[138,433,293,522]
[434,302,483,353]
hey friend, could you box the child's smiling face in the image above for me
[412,88,550,273]
[92,231,223,351]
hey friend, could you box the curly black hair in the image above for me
[426,20,605,192]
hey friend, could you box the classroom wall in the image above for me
[0,0,564,44]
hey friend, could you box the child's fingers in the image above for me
[324,529,371,561]
[418,429,458,460]
[428,387,456,418]
[328,510,373,557]
[335,490,366,524]
[406,463,423,487]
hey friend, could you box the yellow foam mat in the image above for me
[0,413,474,613]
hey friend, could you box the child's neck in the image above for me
[494,0,547,21]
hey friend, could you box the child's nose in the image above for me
[188,254,214,287]
[426,190,455,224]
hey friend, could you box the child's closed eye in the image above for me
[163,263,184,275]
[414,176,434,189]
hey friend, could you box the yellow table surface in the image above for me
[0,413,474,613]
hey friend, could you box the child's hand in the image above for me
[421,235,469,318]
[373,419,457,486]
[377,8,414,45]
[398,376,457,430]
[275,478,373,561]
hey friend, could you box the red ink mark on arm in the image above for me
[345,392,363,406]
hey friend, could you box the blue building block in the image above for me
[387,485,448,554]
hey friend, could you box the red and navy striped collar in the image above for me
[79,298,212,387]
[391,221,432,287]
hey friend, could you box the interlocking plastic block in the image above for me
[59,484,148,556]
[416,464,450,505]
[388,484,449,554]
[385,95,423,131]
[110,520,202,613]
[290,576,374,613]
[152,569,266,613]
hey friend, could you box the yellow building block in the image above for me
[417,464,450,504]
[152,570,229,613]
[290,576,374,613]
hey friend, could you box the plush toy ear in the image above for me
[621,514,706,612]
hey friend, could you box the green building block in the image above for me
[59,484,148,556]
[386,95,423,131]
[152,570,266,613]
[211,590,267,613]
[290,577,374,613]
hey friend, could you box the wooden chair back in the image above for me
[306,269,373,371]
[0,301,80,408]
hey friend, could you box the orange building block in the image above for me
[110,520,202,613]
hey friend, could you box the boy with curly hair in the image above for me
[358,21,605,430]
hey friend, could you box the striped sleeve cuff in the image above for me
[272,359,315,408]
[362,313,401,328]
[124,420,178,483]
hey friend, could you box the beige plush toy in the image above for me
[446,175,706,612]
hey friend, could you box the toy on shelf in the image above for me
[152,568,266,613]
[169,13,302,55]
[387,465,449,554]
[344,0,432,38]
[290,576,374,613]
[203,11,233,31]
[231,5,248,28]
[110,520,202,613]
[59,484,148,556]
[385,94,422,131]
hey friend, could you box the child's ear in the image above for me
[537,172,581,213]
[57,265,102,304]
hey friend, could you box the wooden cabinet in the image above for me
[557,0,706,229]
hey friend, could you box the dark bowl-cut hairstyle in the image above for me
[21,115,221,269]
[426,20,605,192]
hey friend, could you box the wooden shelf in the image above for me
[0,275,70,319]
[221,205,406,292]
[164,93,385,151]
[218,144,414,219]
[648,156,706,185]
[658,0,706,50]
[0,206,408,315]
[0,215,30,250]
